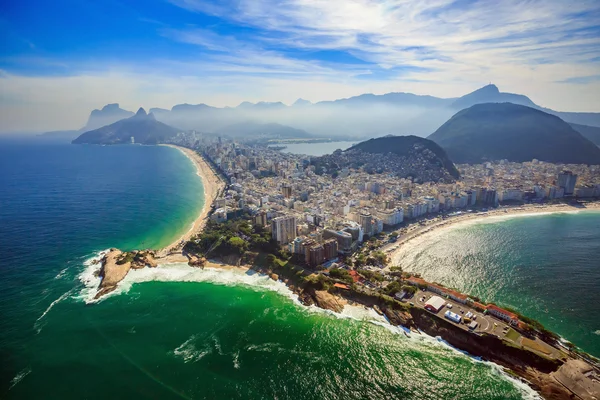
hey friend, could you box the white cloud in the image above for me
[1,0,600,131]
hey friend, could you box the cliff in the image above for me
[408,308,581,400]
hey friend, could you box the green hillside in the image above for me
[348,135,460,179]
[428,103,600,164]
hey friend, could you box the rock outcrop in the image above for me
[94,249,158,299]
[187,254,206,267]
[313,290,345,313]
[382,307,414,328]
[95,249,131,299]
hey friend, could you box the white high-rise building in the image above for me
[271,215,297,244]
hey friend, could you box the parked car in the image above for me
[446,303,453,309]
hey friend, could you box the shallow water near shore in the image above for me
[393,210,600,357]
[1,138,541,399]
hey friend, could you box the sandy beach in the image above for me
[158,145,226,257]
[386,201,600,261]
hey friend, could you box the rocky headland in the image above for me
[94,249,158,299]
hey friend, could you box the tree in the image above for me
[384,281,402,296]
[266,254,278,268]
[329,268,353,284]
[227,236,248,255]
[389,265,403,278]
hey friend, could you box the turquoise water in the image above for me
[0,138,537,399]
[393,212,600,357]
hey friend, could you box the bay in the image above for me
[392,211,600,357]
[0,138,538,399]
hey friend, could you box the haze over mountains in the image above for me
[68,84,600,165]
[84,104,134,131]
[68,84,600,140]
[72,108,178,145]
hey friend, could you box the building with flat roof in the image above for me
[323,229,352,254]
[445,310,462,324]
[424,296,446,313]
[486,304,519,324]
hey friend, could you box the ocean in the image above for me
[1,137,540,399]
[392,211,600,358]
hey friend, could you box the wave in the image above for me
[75,258,541,398]
[9,367,32,390]
[172,334,211,363]
[54,267,69,280]
[77,259,300,305]
[34,289,75,334]
[74,249,111,303]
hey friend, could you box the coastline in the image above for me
[158,145,225,257]
[387,201,600,261]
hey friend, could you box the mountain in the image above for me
[83,103,134,131]
[292,98,312,107]
[318,92,452,108]
[555,112,600,129]
[571,123,600,146]
[236,101,287,110]
[216,121,312,140]
[148,107,170,118]
[428,103,600,164]
[72,108,179,145]
[347,135,460,179]
[451,84,536,109]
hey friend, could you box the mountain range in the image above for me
[65,84,600,141]
[66,84,600,166]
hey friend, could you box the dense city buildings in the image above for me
[169,133,600,269]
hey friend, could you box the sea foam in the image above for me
[9,367,32,390]
[76,257,542,398]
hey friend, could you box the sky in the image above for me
[1,0,600,132]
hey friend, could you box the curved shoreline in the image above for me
[387,202,600,261]
[158,145,225,257]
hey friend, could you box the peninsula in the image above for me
[88,136,600,399]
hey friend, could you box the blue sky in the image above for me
[1,0,600,131]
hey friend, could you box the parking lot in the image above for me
[408,289,511,336]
